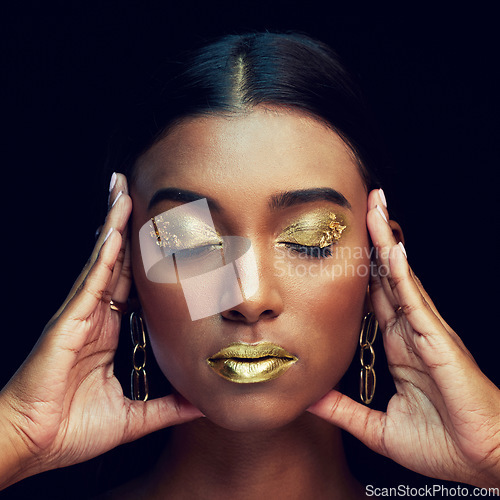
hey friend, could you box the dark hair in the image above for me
[106,31,386,190]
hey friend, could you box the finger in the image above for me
[369,259,399,329]
[67,229,122,318]
[408,267,456,335]
[97,190,131,262]
[388,244,484,394]
[387,244,470,362]
[58,181,132,314]
[368,190,443,326]
[367,203,399,310]
[367,190,435,329]
[45,229,122,353]
[384,229,473,359]
[108,172,129,208]
[86,173,131,276]
[122,394,205,444]
[103,173,132,308]
[368,189,476,364]
[388,244,449,335]
[367,188,389,222]
[408,268,473,360]
[307,390,387,457]
[367,201,449,333]
[110,234,132,305]
[370,212,476,372]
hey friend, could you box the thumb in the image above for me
[122,393,205,444]
[307,390,386,456]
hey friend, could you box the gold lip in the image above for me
[207,342,298,384]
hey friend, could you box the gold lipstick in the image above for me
[207,342,298,384]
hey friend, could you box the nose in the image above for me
[221,289,284,323]
[220,269,284,324]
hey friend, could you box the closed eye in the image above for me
[174,243,223,261]
[282,243,334,259]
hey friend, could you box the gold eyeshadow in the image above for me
[146,207,347,255]
[276,210,347,248]
[149,213,223,250]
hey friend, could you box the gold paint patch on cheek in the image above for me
[277,211,348,248]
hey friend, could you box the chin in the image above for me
[194,390,309,432]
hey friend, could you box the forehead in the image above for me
[132,107,366,211]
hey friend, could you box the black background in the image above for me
[1,2,499,497]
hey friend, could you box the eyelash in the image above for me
[285,243,334,259]
[174,243,223,260]
[175,242,335,260]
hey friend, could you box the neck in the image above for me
[144,413,365,499]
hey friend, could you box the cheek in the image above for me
[131,242,194,379]
[131,230,370,421]
[138,285,187,375]
[136,281,222,404]
[282,251,370,391]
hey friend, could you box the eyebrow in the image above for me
[269,188,352,211]
[148,186,352,213]
[148,188,222,212]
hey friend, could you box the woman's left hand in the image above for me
[307,189,500,488]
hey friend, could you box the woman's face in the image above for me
[130,107,370,431]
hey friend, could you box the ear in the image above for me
[389,219,404,246]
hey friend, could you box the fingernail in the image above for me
[111,190,123,208]
[376,204,388,223]
[109,172,117,192]
[103,227,114,243]
[398,241,407,258]
[379,188,387,208]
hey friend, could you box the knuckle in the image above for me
[387,273,404,291]
[95,248,115,274]
[369,271,383,290]
[384,314,399,331]
[401,294,429,316]
[401,302,419,316]
[115,246,127,267]
[82,283,105,302]
[120,262,133,281]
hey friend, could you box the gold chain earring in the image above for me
[130,311,149,401]
[359,312,378,405]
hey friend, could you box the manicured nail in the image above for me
[109,172,117,192]
[379,188,387,208]
[111,190,123,208]
[376,204,388,223]
[398,241,407,258]
[103,227,114,243]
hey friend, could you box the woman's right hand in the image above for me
[0,173,204,490]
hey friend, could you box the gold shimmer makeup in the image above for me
[139,199,225,284]
[276,210,347,248]
[140,199,261,320]
[149,212,223,251]
[207,342,298,383]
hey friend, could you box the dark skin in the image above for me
[128,108,371,498]
[130,109,371,434]
[0,107,499,497]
